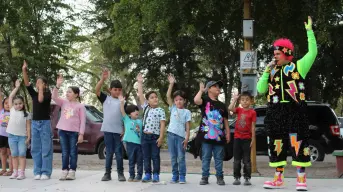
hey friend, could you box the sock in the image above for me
[276,166,284,174]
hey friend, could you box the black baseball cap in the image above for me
[205,80,224,92]
[110,80,122,89]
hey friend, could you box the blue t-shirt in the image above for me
[167,105,191,138]
[122,115,143,144]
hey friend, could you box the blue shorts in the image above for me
[8,134,27,157]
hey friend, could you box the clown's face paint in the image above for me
[274,50,289,65]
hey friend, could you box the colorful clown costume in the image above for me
[257,27,317,191]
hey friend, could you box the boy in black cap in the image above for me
[194,80,230,186]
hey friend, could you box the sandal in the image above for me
[0,170,6,176]
[3,170,13,176]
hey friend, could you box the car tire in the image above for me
[308,139,325,162]
[98,140,106,160]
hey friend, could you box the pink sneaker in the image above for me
[296,173,307,191]
[263,172,285,189]
[17,170,26,180]
[9,171,18,179]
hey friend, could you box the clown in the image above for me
[257,16,317,191]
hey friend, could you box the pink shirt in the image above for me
[52,88,86,134]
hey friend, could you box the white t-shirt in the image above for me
[142,103,166,135]
[6,107,31,136]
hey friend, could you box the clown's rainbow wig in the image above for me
[273,38,294,61]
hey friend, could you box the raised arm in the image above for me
[119,95,126,116]
[95,68,109,97]
[166,74,175,106]
[22,60,30,86]
[194,82,205,105]
[297,16,318,79]
[228,92,240,113]
[137,73,145,106]
[9,79,21,108]
[52,74,66,106]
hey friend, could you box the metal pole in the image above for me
[243,0,257,173]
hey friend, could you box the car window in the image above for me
[85,106,103,122]
[255,109,266,125]
[307,105,338,126]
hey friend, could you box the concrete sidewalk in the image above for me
[0,170,342,192]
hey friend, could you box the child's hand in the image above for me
[156,137,163,147]
[182,139,188,149]
[137,73,143,83]
[226,133,231,143]
[22,60,28,71]
[101,68,110,80]
[250,139,255,148]
[56,74,64,87]
[77,134,84,144]
[15,79,21,88]
[119,95,125,103]
[232,92,240,101]
[199,82,206,92]
[25,137,30,145]
[38,83,44,91]
[168,74,175,84]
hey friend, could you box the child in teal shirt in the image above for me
[119,95,143,182]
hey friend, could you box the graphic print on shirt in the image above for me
[238,113,247,130]
[0,113,10,128]
[201,102,223,141]
[63,107,74,119]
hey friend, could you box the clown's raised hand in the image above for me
[304,16,312,31]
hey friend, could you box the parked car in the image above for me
[188,101,343,162]
[27,102,126,160]
[338,117,343,138]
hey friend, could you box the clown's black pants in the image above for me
[265,102,311,167]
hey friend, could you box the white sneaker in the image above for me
[66,170,76,180]
[40,175,50,180]
[60,170,69,181]
[16,170,26,180]
[34,175,41,180]
[9,171,18,179]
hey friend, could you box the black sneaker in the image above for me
[128,176,135,182]
[199,177,209,185]
[101,172,112,181]
[118,173,126,182]
[244,178,251,186]
[216,176,225,186]
[233,178,241,185]
[133,175,142,182]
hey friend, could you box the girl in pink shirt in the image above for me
[52,74,86,181]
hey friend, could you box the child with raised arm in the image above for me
[119,95,143,182]
[228,91,256,186]
[22,60,52,180]
[194,81,230,186]
[95,68,126,182]
[136,73,166,183]
[0,88,13,176]
[52,75,86,180]
[166,74,191,184]
[6,79,31,180]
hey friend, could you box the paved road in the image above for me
[23,152,340,179]
[0,170,342,192]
